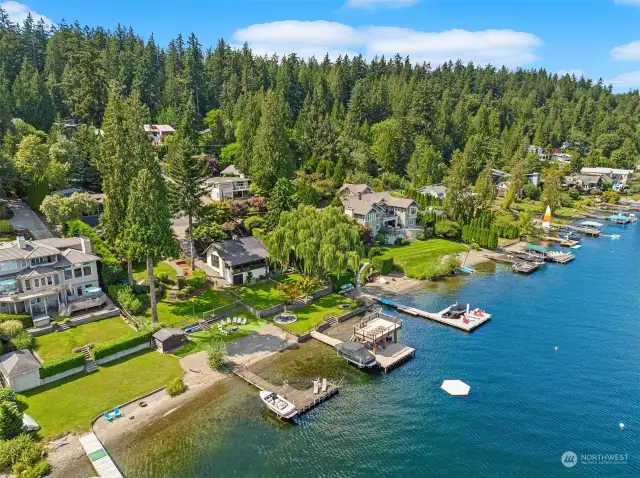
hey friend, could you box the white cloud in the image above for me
[0,1,53,26]
[557,69,585,77]
[232,21,541,68]
[611,41,640,60]
[605,70,640,88]
[345,0,418,9]
[613,0,640,5]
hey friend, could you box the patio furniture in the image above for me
[104,411,114,422]
[231,326,238,332]
[241,318,247,325]
[114,407,123,418]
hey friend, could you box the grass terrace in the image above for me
[231,274,321,311]
[269,294,356,335]
[33,317,134,361]
[378,239,466,280]
[132,261,178,283]
[140,287,236,326]
[17,350,183,440]
[172,311,269,358]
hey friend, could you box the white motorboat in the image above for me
[260,391,298,419]
[464,308,492,321]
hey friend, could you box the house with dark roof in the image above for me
[564,173,611,191]
[339,184,420,241]
[204,237,269,285]
[417,183,447,199]
[0,236,108,322]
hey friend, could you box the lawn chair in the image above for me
[241,318,247,325]
[226,318,231,325]
[113,407,123,418]
[232,317,238,324]
[104,411,114,422]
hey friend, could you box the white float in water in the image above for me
[620,423,625,429]
[441,380,470,396]
[554,346,558,351]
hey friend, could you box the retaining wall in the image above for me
[95,343,150,365]
[40,365,86,386]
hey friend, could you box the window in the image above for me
[64,268,72,280]
[0,260,18,273]
[211,254,220,269]
[34,278,40,288]
[365,213,377,222]
[66,289,73,297]
[46,276,53,286]
[31,257,44,266]
[83,265,92,276]
[24,280,31,291]
[0,303,7,309]
[77,286,83,297]
[74,268,82,278]
[408,218,416,226]
[409,207,417,215]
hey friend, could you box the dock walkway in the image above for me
[79,432,123,478]
[309,330,342,347]
[226,362,339,414]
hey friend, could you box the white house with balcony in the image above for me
[143,124,175,145]
[204,237,269,285]
[340,184,420,242]
[205,176,252,202]
[0,237,111,326]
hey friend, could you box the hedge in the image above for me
[0,314,33,328]
[91,330,153,360]
[371,256,394,275]
[39,353,86,379]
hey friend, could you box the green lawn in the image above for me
[378,239,467,279]
[270,294,356,335]
[172,311,269,358]
[231,274,321,311]
[132,261,178,283]
[17,350,183,440]
[33,317,134,361]
[141,288,236,326]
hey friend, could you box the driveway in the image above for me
[7,199,53,239]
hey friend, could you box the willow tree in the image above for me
[270,205,363,279]
[121,167,178,323]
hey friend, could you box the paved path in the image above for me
[162,260,185,300]
[7,199,53,239]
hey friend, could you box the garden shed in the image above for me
[0,350,41,392]
[152,328,188,354]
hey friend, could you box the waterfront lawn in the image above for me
[33,317,133,361]
[132,261,177,283]
[16,350,183,440]
[172,311,268,358]
[141,287,236,326]
[231,274,320,311]
[378,239,466,279]
[270,294,355,335]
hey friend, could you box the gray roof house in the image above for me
[417,184,447,199]
[340,185,420,242]
[220,165,244,177]
[204,237,269,285]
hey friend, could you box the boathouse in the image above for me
[152,328,188,353]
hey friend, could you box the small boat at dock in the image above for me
[259,391,298,419]
[459,265,476,274]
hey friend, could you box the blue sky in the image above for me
[3,0,640,91]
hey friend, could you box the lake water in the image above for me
[103,221,640,477]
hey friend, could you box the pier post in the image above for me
[393,331,397,343]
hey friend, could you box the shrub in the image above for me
[435,220,461,239]
[522,183,540,200]
[568,189,580,200]
[0,434,43,471]
[0,314,32,328]
[0,389,15,404]
[166,377,186,397]
[367,246,383,259]
[0,201,11,220]
[156,271,169,283]
[108,285,143,314]
[207,339,226,370]
[0,401,23,440]
[0,320,23,339]
[9,331,32,350]
[371,256,394,275]
[177,277,187,290]
[244,215,265,231]
[602,190,620,204]
[359,263,373,285]
[0,220,14,235]
[394,237,410,246]
[176,286,193,299]
[15,459,51,478]
[39,353,85,379]
[92,330,152,360]
[589,188,602,196]
[186,270,207,289]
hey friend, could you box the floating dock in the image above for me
[396,304,490,332]
[542,236,579,248]
[511,261,543,274]
[79,432,123,478]
[226,362,339,415]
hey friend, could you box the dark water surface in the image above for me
[106,222,640,477]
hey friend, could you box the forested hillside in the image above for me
[1,9,640,199]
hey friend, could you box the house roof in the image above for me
[153,328,187,341]
[0,350,40,378]
[581,167,633,176]
[0,237,98,264]
[204,176,246,185]
[16,265,58,279]
[221,165,241,176]
[143,124,175,133]
[338,184,372,195]
[62,248,99,264]
[342,198,377,216]
[417,184,447,196]
[364,192,416,209]
[206,237,268,266]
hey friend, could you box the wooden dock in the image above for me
[511,261,543,274]
[556,223,601,236]
[542,236,579,247]
[226,363,339,415]
[79,432,123,478]
[309,330,342,347]
[396,304,490,332]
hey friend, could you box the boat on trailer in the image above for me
[259,391,298,419]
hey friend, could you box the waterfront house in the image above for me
[205,176,251,202]
[563,173,611,192]
[143,124,175,145]
[0,236,108,322]
[205,237,269,285]
[417,183,447,199]
[581,167,634,190]
[340,185,419,240]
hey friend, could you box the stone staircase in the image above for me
[81,346,98,373]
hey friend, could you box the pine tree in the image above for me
[121,167,178,323]
[166,135,207,270]
[443,150,474,221]
[266,178,296,230]
[474,161,496,211]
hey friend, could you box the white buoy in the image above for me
[554,346,558,351]
[620,423,625,429]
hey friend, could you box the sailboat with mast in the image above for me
[542,205,552,230]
